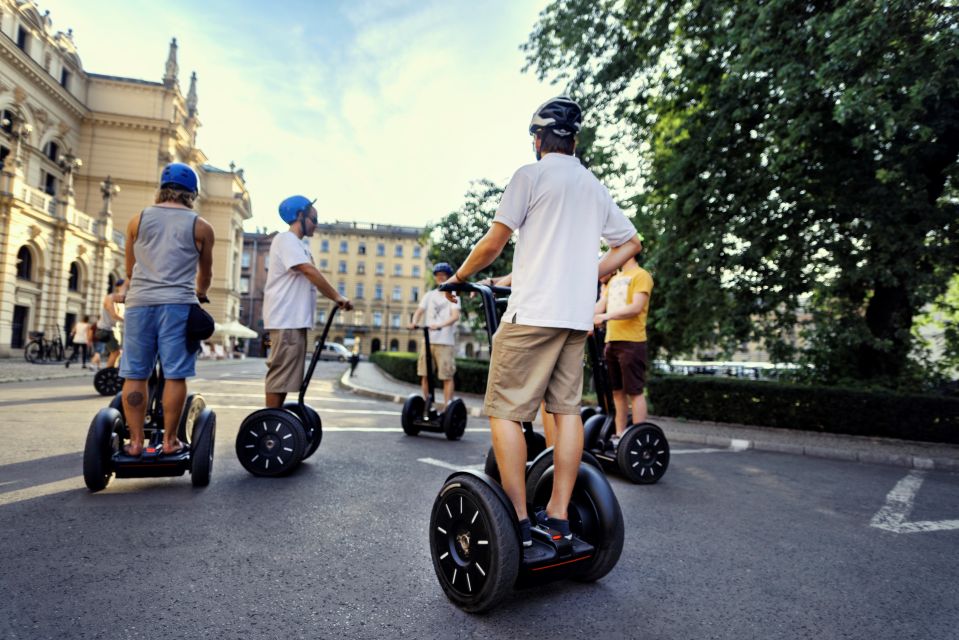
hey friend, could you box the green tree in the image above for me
[525,0,959,387]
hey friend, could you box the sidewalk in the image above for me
[0,357,95,383]
[340,362,959,472]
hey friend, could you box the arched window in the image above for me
[107,273,116,294]
[371,338,381,353]
[389,339,399,352]
[407,340,417,353]
[465,343,475,358]
[68,261,80,292]
[15,246,31,280]
[44,140,59,162]
[0,110,15,135]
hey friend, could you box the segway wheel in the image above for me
[190,408,216,487]
[235,408,307,477]
[83,408,122,492]
[580,405,600,423]
[524,447,603,499]
[483,446,499,483]
[442,398,468,440]
[617,424,670,484]
[430,474,519,613]
[176,394,207,445]
[525,428,547,460]
[583,413,607,450]
[529,463,625,583]
[284,404,322,460]
[93,367,124,396]
[401,395,424,436]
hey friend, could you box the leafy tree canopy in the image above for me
[525,0,959,388]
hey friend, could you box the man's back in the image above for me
[494,153,636,330]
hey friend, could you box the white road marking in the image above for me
[870,470,959,534]
[418,458,485,472]
[199,392,371,404]
[213,404,406,417]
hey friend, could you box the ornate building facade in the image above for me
[0,1,251,357]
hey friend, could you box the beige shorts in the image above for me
[417,343,456,380]
[265,328,307,393]
[483,322,587,422]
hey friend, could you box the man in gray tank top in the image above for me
[117,163,215,457]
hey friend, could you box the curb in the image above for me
[338,370,959,472]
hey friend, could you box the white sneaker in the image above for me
[610,434,621,449]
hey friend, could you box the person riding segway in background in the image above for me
[593,251,653,446]
[98,278,125,368]
[443,95,643,548]
[409,262,461,415]
[116,162,215,457]
[262,195,352,410]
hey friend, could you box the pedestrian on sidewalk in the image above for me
[409,262,461,412]
[66,315,91,368]
[593,252,653,445]
[117,163,215,457]
[262,195,352,409]
[443,96,643,547]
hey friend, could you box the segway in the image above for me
[93,366,124,396]
[235,305,337,476]
[582,326,670,484]
[83,363,216,492]
[433,283,546,476]
[428,282,623,613]
[400,325,467,440]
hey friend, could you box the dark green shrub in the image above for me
[370,352,490,394]
[648,376,959,444]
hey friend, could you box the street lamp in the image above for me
[57,151,82,198]
[99,175,120,214]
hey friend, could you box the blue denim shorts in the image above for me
[119,304,197,380]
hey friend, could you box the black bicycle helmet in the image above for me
[528,95,582,138]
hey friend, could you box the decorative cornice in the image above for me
[0,30,87,119]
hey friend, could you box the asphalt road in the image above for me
[0,360,956,640]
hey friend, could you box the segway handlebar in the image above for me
[438,282,512,348]
[300,304,340,404]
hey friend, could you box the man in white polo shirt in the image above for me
[444,96,643,546]
[409,262,461,410]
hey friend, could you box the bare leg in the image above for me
[546,413,584,520]
[612,389,629,436]
[265,392,287,408]
[540,402,557,448]
[631,392,648,424]
[490,417,528,521]
[162,379,187,452]
[420,376,429,402]
[107,350,120,368]
[442,378,454,405]
[121,378,148,456]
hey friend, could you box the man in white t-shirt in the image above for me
[409,262,461,408]
[262,195,352,408]
[444,96,643,547]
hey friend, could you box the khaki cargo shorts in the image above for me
[265,328,307,393]
[417,343,456,380]
[483,321,587,422]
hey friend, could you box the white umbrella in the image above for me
[212,320,259,339]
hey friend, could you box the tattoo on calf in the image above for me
[128,391,144,407]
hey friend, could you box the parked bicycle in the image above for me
[24,327,72,363]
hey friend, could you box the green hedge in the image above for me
[372,352,959,443]
[371,351,491,394]
[647,376,959,444]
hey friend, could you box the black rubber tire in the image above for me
[430,474,519,613]
[24,340,42,363]
[525,429,547,460]
[617,424,670,484]
[283,403,322,460]
[235,408,307,477]
[483,445,499,483]
[401,395,424,436]
[177,395,207,445]
[93,367,124,396]
[83,408,122,492]
[580,406,599,423]
[524,447,603,499]
[442,399,468,440]
[530,464,625,584]
[583,413,608,450]
[190,409,216,487]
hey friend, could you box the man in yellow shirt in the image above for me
[593,253,653,445]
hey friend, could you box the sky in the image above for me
[37,0,558,232]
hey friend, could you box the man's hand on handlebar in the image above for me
[336,296,354,311]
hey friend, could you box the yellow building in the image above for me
[312,221,429,355]
[0,1,251,356]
